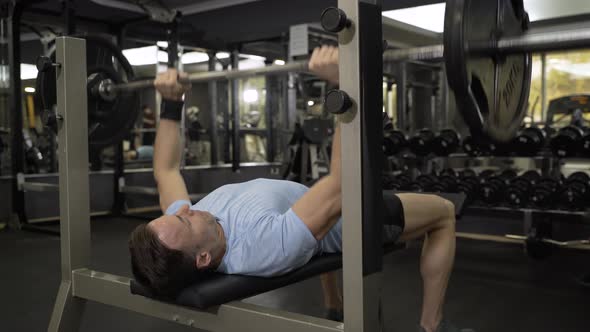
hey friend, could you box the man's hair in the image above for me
[128,224,210,298]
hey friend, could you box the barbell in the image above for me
[37,0,590,148]
[35,36,309,148]
[327,0,590,142]
[106,60,309,93]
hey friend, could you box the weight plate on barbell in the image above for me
[36,35,139,149]
[444,0,532,142]
[87,65,139,148]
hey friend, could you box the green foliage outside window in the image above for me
[528,50,590,125]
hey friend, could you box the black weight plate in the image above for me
[444,0,532,142]
[36,35,138,149]
[87,65,139,148]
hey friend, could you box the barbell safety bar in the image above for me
[384,27,590,62]
[108,60,310,92]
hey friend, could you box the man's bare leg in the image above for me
[320,272,343,313]
[397,194,456,332]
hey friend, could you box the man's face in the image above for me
[148,205,218,267]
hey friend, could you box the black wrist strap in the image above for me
[160,99,184,121]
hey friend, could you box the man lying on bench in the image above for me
[129,46,474,332]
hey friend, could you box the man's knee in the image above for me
[442,198,455,220]
[436,197,456,229]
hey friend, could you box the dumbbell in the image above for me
[409,129,435,156]
[530,177,561,209]
[463,135,509,156]
[462,135,482,156]
[550,125,585,158]
[478,169,497,180]
[436,169,461,191]
[487,139,511,156]
[410,174,456,192]
[558,172,590,210]
[438,174,458,192]
[409,174,437,192]
[431,129,460,156]
[479,170,517,205]
[459,168,477,178]
[439,168,458,177]
[383,130,407,156]
[456,169,479,201]
[506,170,541,207]
[513,127,546,156]
[383,173,413,191]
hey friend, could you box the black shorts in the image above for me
[382,191,405,243]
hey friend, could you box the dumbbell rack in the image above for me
[385,153,590,258]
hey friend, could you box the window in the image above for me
[527,50,590,126]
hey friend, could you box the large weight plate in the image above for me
[444,0,532,142]
[36,35,139,149]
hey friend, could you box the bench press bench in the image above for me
[130,193,465,310]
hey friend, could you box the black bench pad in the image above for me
[130,254,343,309]
[130,243,406,310]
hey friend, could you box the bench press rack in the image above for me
[48,1,385,331]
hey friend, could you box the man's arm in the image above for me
[153,69,191,212]
[292,46,342,240]
[154,119,189,212]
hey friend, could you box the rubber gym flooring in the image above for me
[1,216,588,332]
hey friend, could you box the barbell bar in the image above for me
[104,27,590,93]
[103,60,310,94]
[384,27,590,62]
[101,27,590,103]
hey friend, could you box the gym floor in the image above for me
[1,216,588,332]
